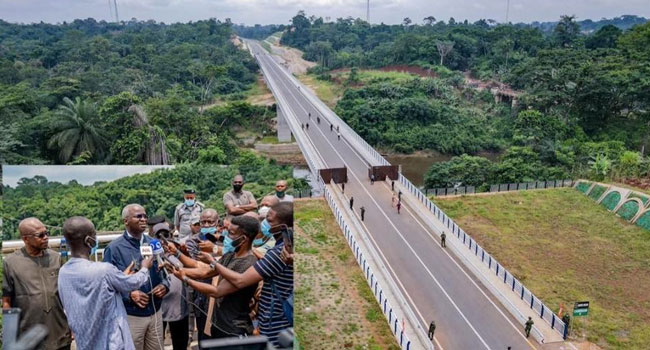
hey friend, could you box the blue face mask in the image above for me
[185,199,195,207]
[253,238,265,247]
[261,219,272,238]
[223,232,245,254]
[221,229,229,236]
[201,227,217,235]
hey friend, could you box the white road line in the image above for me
[268,64,492,350]
[265,51,539,348]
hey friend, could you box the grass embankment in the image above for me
[295,199,400,350]
[434,188,650,350]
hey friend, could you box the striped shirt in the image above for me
[58,258,150,350]
[253,241,293,346]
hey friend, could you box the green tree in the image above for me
[48,97,108,163]
[554,15,581,47]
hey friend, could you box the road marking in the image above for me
[267,63,492,350]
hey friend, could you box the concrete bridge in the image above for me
[247,39,566,350]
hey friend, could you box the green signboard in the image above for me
[573,301,589,317]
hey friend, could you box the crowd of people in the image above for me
[2,175,295,350]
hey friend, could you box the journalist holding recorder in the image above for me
[103,204,169,350]
[58,216,154,350]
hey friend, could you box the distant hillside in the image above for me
[528,14,648,33]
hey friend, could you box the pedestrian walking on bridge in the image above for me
[428,321,436,340]
[370,174,375,185]
[337,125,340,132]
[306,123,309,130]
[392,193,396,207]
[524,317,534,338]
[360,206,366,221]
[396,201,401,214]
[391,180,395,191]
[308,112,311,119]
[337,132,341,140]
[398,190,402,201]
[349,196,354,210]
[341,182,345,193]
[330,124,333,132]
[301,123,304,130]
[317,116,320,124]
[441,232,446,247]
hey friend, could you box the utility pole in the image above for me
[505,0,510,24]
[108,0,114,22]
[367,0,370,23]
[113,0,119,23]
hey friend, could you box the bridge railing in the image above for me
[398,174,568,339]
[267,51,566,339]
[322,183,430,350]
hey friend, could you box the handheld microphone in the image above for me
[150,238,169,281]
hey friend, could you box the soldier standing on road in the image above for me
[360,206,366,221]
[428,321,436,340]
[349,196,354,210]
[440,232,446,247]
[525,317,534,338]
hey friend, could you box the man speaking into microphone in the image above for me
[104,204,169,350]
[58,216,154,350]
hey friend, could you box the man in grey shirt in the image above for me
[223,175,258,216]
[58,216,153,350]
[2,217,72,350]
[174,189,204,240]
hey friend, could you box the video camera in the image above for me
[200,328,294,350]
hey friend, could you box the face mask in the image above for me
[85,236,98,254]
[185,199,195,207]
[258,206,270,218]
[221,229,229,236]
[233,184,243,192]
[223,232,246,254]
[261,219,272,238]
[253,238,265,247]
[201,227,217,235]
[276,190,285,198]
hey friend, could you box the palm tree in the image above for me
[48,97,108,163]
[127,104,170,165]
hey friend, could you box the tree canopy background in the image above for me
[2,159,295,240]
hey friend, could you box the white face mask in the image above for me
[258,206,270,218]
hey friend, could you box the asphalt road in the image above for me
[249,40,537,350]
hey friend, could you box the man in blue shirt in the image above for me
[103,204,169,350]
[58,216,153,350]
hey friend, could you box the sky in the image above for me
[0,0,648,26]
[2,165,173,187]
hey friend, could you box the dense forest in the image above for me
[279,12,650,188]
[0,18,272,165]
[2,159,296,240]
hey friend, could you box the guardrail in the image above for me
[399,174,568,339]
[259,47,566,340]
[426,179,576,197]
[323,184,431,350]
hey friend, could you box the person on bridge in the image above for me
[317,116,320,124]
[396,200,401,214]
[525,316,534,338]
[391,180,395,191]
[360,206,366,221]
[301,123,304,130]
[308,112,311,119]
[330,124,333,132]
[349,197,354,210]
[398,190,402,201]
[341,182,345,193]
[306,123,309,130]
[428,320,436,340]
[337,132,341,141]
[440,232,446,248]
[337,125,340,132]
[370,174,375,185]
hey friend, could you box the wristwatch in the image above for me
[182,276,190,284]
[209,261,218,270]
[174,249,182,258]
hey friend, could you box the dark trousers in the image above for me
[196,315,221,350]
[164,316,189,350]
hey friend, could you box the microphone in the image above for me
[149,238,168,281]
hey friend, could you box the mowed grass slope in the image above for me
[434,188,650,350]
[295,199,400,350]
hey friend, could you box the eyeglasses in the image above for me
[30,231,50,239]
[134,213,148,220]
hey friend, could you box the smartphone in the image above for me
[205,232,219,243]
[282,228,293,254]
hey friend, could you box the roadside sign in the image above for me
[573,301,589,317]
